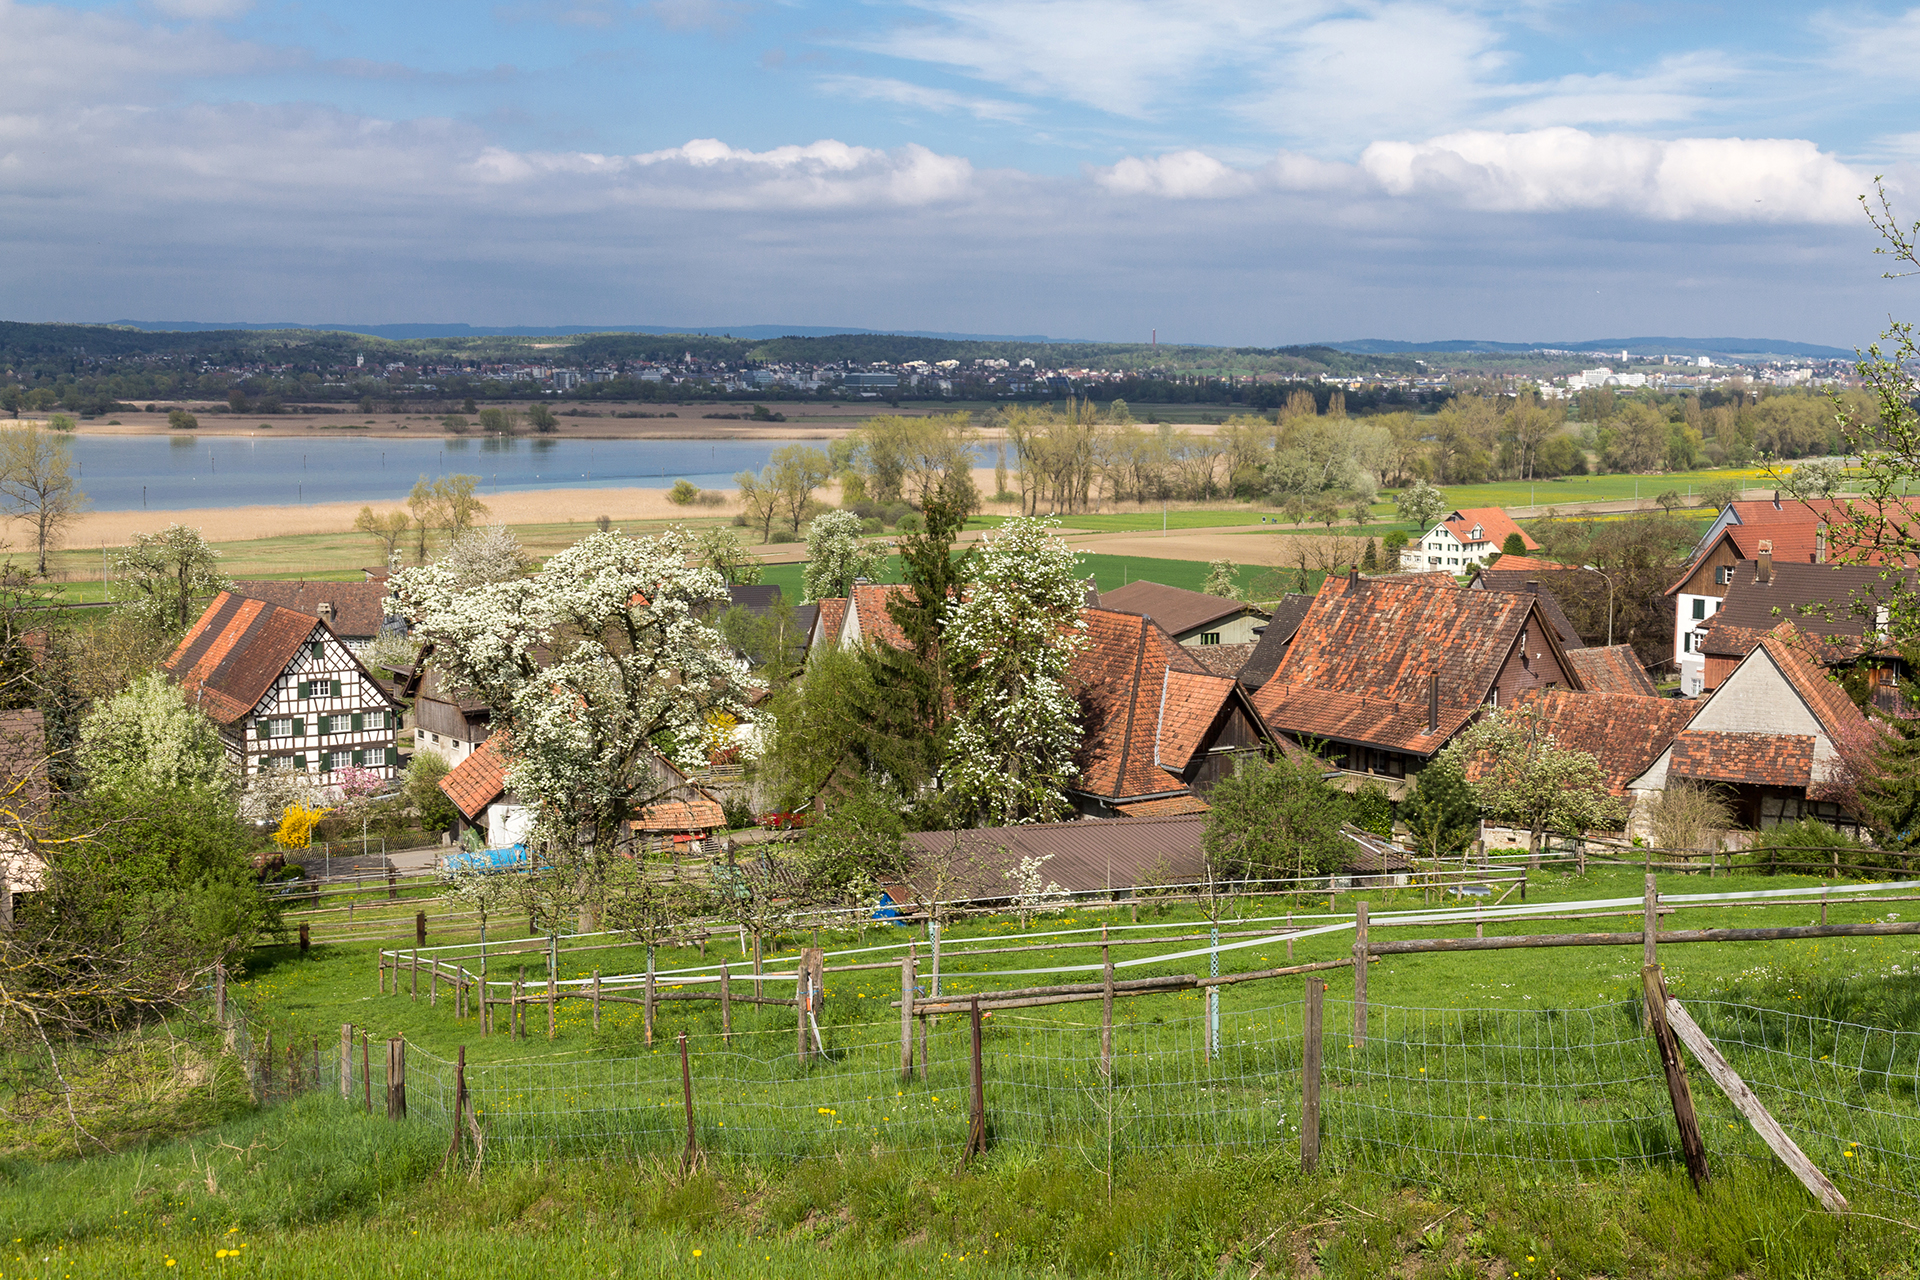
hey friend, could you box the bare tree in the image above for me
[353,506,412,564]
[1647,781,1733,856]
[0,427,85,576]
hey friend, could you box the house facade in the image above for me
[165,592,401,788]
[1400,507,1539,573]
[1098,580,1270,646]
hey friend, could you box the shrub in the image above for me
[767,528,802,544]
[668,479,700,506]
[882,501,916,527]
[695,490,726,506]
[440,414,469,434]
[47,414,75,432]
[1747,818,1864,875]
[895,512,923,533]
[166,409,198,430]
[1346,782,1394,837]
[404,752,458,835]
[596,514,612,532]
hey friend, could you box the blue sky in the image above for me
[5,0,1920,345]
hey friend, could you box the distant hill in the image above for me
[101,320,1073,343]
[1330,336,1858,359]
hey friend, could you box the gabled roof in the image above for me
[1113,794,1211,817]
[841,583,912,649]
[1098,580,1266,636]
[439,734,509,820]
[899,814,1209,900]
[725,583,783,612]
[1477,554,1571,575]
[1756,625,1869,742]
[1069,608,1287,803]
[1438,507,1539,551]
[164,592,325,726]
[1668,731,1814,790]
[230,579,392,640]
[1237,594,1315,690]
[1509,688,1696,794]
[1254,683,1472,755]
[415,664,491,715]
[813,597,848,649]
[1709,560,1912,641]
[634,797,726,832]
[1188,641,1257,677]
[1468,574,1584,650]
[1564,645,1658,697]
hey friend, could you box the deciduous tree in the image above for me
[111,524,231,634]
[802,509,886,601]
[1441,707,1620,863]
[1202,750,1350,882]
[353,506,412,565]
[0,426,85,577]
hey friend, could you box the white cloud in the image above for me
[1359,129,1864,223]
[1095,149,1350,198]
[1487,53,1735,130]
[816,74,1030,124]
[0,0,282,109]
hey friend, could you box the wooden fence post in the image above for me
[439,1045,469,1174]
[719,961,731,1043]
[963,996,988,1160]
[429,961,438,1008]
[547,965,557,1040]
[378,951,385,996]
[795,955,809,1064]
[362,1032,372,1112]
[1351,899,1369,1046]
[592,969,602,1032]
[679,1032,697,1173]
[900,954,916,1080]
[515,968,526,1040]
[298,923,310,952]
[416,911,426,947]
[215,964,228,1025]
[1100,929,1114,1079]
[1642,875,1658,1029]
[339,1023,353,1099]
[388,869,397,900]
[1642,964,1708,1191]
[387,1037,407,1121]
[1301,976,1323,1173]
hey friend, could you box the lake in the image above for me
[66,434,791,513]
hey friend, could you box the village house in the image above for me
[437,732,726,854]
[1252,572,1583,796]
[164,591,401,788]
[1065,607,1291,818]
[1097,580,1270,646]
[1400,507,1539,573]
[228,578,398,653]
[1464,561,1588,649]
[1626,625,1872,836]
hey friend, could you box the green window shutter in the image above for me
[293,754,306,769]
[255,720,267,738]
[291,717,304,737]
[310,641,323,660]
[352,749,365,767]
[386,747,399,768]
[318,715,332,735]
[351,712,364,733]
[331,679,343,697]
[296,681,309,699]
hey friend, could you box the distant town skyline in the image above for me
[5,1,1919,346]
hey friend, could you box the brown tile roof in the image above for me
[229,579,392,639]
[1069,608,1290,803]
[1564,645,1658,697]
[1697,622,1769,660]
[1113,794,1211,817]
[1758,625,1871,742]
[1442,507,1539,551]
[1709,560,1913,641]
[1188,641,1257,677]
[1237,594,1315,689]
[1268,573,1558,709]
[845,583,914,649]
[1668,730,1814,789]
[1255,683,1474,755]
[1508,688,1697,794]
[1467,572,1585,649]
[814,597,848,647]
[635,797,726,832]
[1099,580,1264,636]
[164,592,324,726]
[439,734,508,820]
[1481,554,1571,574]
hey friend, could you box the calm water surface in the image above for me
[68,434,788,512]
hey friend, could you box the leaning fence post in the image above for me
[1642,964,1709,1192]
[1301,976,1323,1172]
[679,1031,697,1173]
[440,1045,468,1174]
[964,995,988,1160]
[339,1023,353,1100]
[899,954,915,1080]
[1351,899,1369,1045]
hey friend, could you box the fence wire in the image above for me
[331,991,1920,1201]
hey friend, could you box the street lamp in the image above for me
[1582,563,1615,647]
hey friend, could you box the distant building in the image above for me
[1402,507,1540,572]
[842,372,898,389]
[1097,580,1269,646]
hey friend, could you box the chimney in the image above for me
[1524,579,1539,594]
[1348,568,1359,588]
[1815,523,1827,564]
[1428,671,1440,734]
[1772,490,1781,510]
[317,601,334,622]
[1757,539,1772,584]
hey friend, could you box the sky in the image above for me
[4,0,1920,346]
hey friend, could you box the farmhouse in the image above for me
[228,578,398,653]
[164,591,401,789]
[1401,507,1539,572]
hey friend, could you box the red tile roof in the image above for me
[1563,645,1658,697]
[1508,688,1697,794]
[1099,580,1263,635]
[1155,668,1241,772]
[813,597,848,648]
[1668,731,1814,789]
[439,734,509,820]
[1481,554,1569,574]
[634,797,726,832]
[1113,794,1211,817]
[164,592,324,726]
[845,583,913,649]
[1255,683,1474,755]
[1757,625,1870,742]
[1442,507,1539,552]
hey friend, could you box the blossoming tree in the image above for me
[943,516,1088,825]
[393,527,754,928]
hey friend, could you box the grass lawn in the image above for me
[756,552,1276,600]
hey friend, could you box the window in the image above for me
[1201,632,1221,645]
[264,717,292,739]
[1692,598,1706,620]
[327,749,353,771]
[1715,565,1731,586]
[368,710,386,730]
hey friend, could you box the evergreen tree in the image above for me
[1362,538,1378,571]
[1861,711,1920,848]
[1502,531,1527,556]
